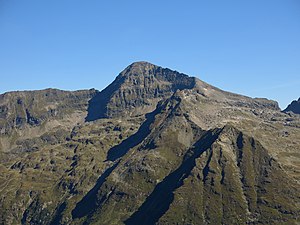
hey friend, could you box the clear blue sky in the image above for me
[0,0,299,109]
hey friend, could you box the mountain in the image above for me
[284,98,300,114]
[0,62,299,225]
[86,62,196,121]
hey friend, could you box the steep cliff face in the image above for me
[86,62,279,122]
[0,62,299,225]
[86,62,196,121]
[284,98,300,114]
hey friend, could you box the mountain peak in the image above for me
[120,61,159,77]
[284,98,300,114]
[86,62,196,120]
[86,61,281,121]
[129,61,156,67]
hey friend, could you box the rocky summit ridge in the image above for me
[86,61,196,121]
[0,62,299,225]
[284,98,300,114]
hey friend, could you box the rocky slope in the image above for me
[0,62,299,225]
[0,88,97,152]
[284,98,300,114]
[86,62,196,121]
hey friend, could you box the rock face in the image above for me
[284,98,300,114]
[86,62,196,121]
[0,62,299,225]
[0,88,96,130]
[0,88,97,153]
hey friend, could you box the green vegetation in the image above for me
[0,62,299,224]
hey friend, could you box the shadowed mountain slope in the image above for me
[284,98,300,114]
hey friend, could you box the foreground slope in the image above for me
[0,62,299,225]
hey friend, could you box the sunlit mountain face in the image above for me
[0,62,299,225]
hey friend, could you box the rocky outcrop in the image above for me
[0,88,97,153]
[86,62,280,121]
[86,61,196,121]
[284,98,300,114]
[0,88,96,133]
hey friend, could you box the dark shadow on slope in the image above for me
[105,103,163,162]
[72,163,119,219]
[50,202,66,225]
[72,97,182,221]
[124,129,222,225]
[202,149,213,182]
[85,76,125,122]
[72,100,171,219]
[283,98,300,114]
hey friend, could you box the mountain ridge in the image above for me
[0,61,281,114]
[0,61,299,225]
[284,98,300,114]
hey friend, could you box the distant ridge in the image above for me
[284,98,300,114]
